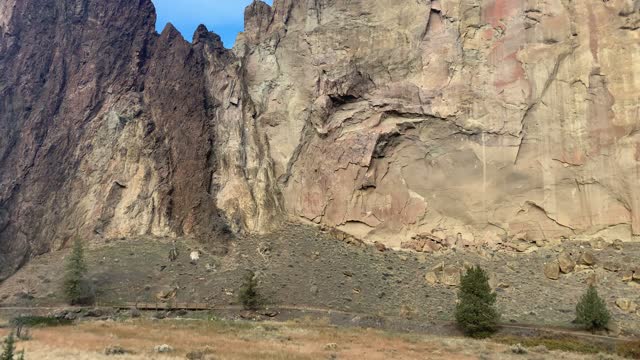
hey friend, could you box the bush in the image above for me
[63,239,94,305]
[0,332,15,360]
[11,316,71,328]
[238,270,262,311]
[455,266,500,338]
[0,332,23,360]
[575,285,610,332]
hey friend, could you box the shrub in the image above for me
[455,266,500,338]
[0,332,15,360]
[238,270,262,311]
[575,285,610,332]
[616,339,640,359]
[0,332,23,360]
[63,239,94,305]
[11,315,71,328]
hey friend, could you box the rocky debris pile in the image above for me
[544,239,640,284]
[422,261,487,287]
[323,227,366,248]
[51,308,113,321]
[402,234,453,253]
[544,250,581,280]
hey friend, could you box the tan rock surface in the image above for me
[424,271,439,285]
[578,251,597,266]
[558,252,576,274]
[616,298,637,313]
[0,0,639,277]
[544,261,560,280]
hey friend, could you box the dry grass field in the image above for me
[0,317,628,360]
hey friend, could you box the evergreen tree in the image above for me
[238,270,261,311]
[455,266,500,338]
[1,332,15,360]
[575,285,610,332]
[63,238,91,305]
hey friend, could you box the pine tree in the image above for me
[575,285,610,332]
[63,238,90,305]
[1,332,15,360]
[238,270,261,311]
[455,266,500,338]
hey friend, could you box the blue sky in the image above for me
[152,0,273,47]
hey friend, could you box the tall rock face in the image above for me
[234,0,640,248]
[0,0,237,279]
[0,0,638,277]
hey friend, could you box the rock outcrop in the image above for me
[0,0,639,278]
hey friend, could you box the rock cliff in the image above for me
[0,0,638,278]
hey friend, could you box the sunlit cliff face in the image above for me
[0,0,638,278]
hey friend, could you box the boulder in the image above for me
[190,251,200,262]
[510,343,528,354]
[441,265,461,286]
[621,271,633,282]
[156,287,178,301]
[511,241,532,253]
[431,262,445,272]
[424,272,439,285]
[606,320,621,337]
[154,344,174,353]
[544,261,560,280]
[578,251,597,266]
[557,252,576,274]
[615,298,637,313]
[589,237,608,250]
[400,238,427,252]
[104,346,130,355]
[373,242,387,252]
[611,239,624,251]
[603,261,622,272]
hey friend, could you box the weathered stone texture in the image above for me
[235,0,640,248]
[0,0,638,277]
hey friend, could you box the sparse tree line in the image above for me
[453,266,611,338]
[0,239,620,359]
[238,264,612,339]
[59,237,613,338]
